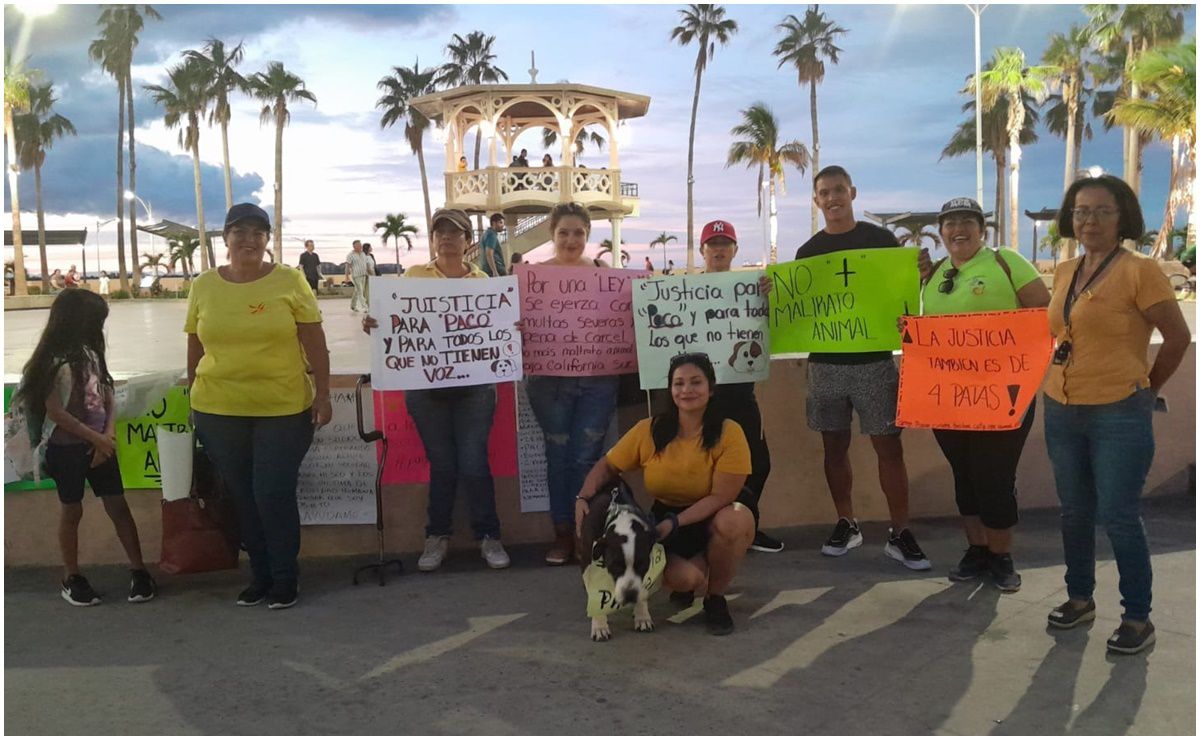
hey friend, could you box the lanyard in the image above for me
[1063,247,1120,327]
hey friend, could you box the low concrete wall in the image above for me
[5,345,1194,567]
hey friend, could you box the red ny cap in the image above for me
[700,220,737,245]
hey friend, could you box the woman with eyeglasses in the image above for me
[186,203,332,610]
[919,198,1050,593]
[574,353,755,635]
[1041,175,1189,654]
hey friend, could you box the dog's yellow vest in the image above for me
[583,544,666,618]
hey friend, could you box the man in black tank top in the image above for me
[793,166,931,571]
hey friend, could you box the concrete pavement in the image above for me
[5,476,1194,735]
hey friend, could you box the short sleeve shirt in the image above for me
[479,228,506,277]
[184,265,323,416]
[794,221,902,364]
[1044,248,1176,405]
[606,418,751,507]
[346,251,371,277]
[921,247,1042,315]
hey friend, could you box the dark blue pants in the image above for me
[193,409,314,587]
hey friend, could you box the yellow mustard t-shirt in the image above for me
[606,418,751,507]
[184,264,323,416]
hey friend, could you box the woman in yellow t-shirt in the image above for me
[574,353,755,636]
[1042,175,1189,655]
[185,203,332,610]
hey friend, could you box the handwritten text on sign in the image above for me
[296,390,377,525]
[369,276,522,391]
[372,385,518,485]
[633,271,770,389]
[516,264,650,376]
[896,309,1053,431]
[767,247,919,354]
[117,385,191,489]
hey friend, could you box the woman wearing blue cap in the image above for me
[185,202,332,610]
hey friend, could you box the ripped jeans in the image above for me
[525,375,619,525]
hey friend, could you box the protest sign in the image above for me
[516,264,650,376]
[372,384,518,485]
[895,308,1053,431]
[116,385,191,489]
[296,389,377,525]
[3,385,55,491]
[632,271,769,389]
[369,275,522,391]
[768,247,919,354]
[516,381,548,512]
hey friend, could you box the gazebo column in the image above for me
[609,215,623,267]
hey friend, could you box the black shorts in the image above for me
[651,488,755,560]
[45,444,125,505]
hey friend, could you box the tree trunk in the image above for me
[126,61,140,296]
[416,144,434,259]
[35,161,48,292]
[191,127,209,271]
[473,126,483,237]
[994,151,1006,249]
[1063,76,1078,191]
[768,177,778,264]
[115,74,129,294]
[809,78,820,235]
[273,103,284,263]
[1009,138,1021,250]
[1152,135,1183,260]
[221,112,233,211]
[685,47,704,272]
[5,104,27,295]
[1123,38,1138,192]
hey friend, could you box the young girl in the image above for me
[15,289,155,606]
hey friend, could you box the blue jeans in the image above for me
[193,409,314,587]
[405,385,500,539]
[525,375,618,525]
[1043,389,1156,621]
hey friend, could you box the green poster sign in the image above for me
[767,247,920,354]
[115,386,191,489]
[4,385,55,491]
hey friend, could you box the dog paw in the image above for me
[634,616,655,633]
[591,626,612,642]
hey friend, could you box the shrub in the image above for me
[110,289,131,300]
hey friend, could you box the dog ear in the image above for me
[591,534,606,564]
[750,341,762,358]
[728,342,742,368]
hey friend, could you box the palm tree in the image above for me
[726,103,810,264]
[649,231,678,270]
[435,32,508,173]
[540,126,605,166]
[773,5,847,235]
[377,60,436,254]
[898,226,941,250]
[1042,25,1093,194]
[4,54,33,295]
[143,58,213,270]
[374,212,419,269]
[597,239,630,267]
[248,62,317,262]
[671,4,738,271]
[1110,39,1196,258]
[140,251,168,275]
[979,48,1054,250]
[15,82,76,293]
[167,235,199,280]
[184,38,248,212]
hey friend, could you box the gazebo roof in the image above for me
[411,83,652,122]
[864,210,996,232]
[1025,208,1059,221]
[136,220,223,240]
[4,229,88,246]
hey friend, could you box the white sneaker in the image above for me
[480,536,511,569]
[418,535,449,572]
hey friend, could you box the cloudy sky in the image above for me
[3,2,1194,275]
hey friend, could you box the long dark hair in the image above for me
[650,353,724,455]
[14,290,113,416]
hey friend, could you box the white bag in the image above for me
[156,426,194,502]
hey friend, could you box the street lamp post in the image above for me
[95,217,115,279]
[123,190,154,269]
[966,4,988,208]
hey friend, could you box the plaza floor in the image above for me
[4,479,1194,735]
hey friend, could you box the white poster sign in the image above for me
[296,389,377,525]
[516,381,549,513]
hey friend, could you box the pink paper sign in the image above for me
[515,264,650,376]
[373,383,518,485]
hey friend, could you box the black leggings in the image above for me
[932,400,1036,530]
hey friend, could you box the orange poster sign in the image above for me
[896,308,1053,431]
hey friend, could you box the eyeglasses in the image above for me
[938,267,960,294]
[1070,207,1120,222]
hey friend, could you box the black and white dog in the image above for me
[579,478,657,641]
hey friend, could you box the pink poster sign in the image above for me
[515,263,649,376]
[373,383,518,485]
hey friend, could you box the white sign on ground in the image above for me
[296,389,376,525]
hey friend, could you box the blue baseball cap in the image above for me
[224,202,271,230]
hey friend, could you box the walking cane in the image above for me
[352,373,404,585]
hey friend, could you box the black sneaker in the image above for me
[703,595,734,636]
[820,518,863,556]
[1047,599,1096,629]
[750,531,784,553]
[988,552,1022,593]
[669,590,695,608]
[948,545,990,581]
[267,583,298,610]
[236,581,271,607]
[884,528,932,571]
[128,569,157,603]
[61,574,101,607]
[1107,621,1156,654]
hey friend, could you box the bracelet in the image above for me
[664,512,679,534]
[575,495,590,503]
